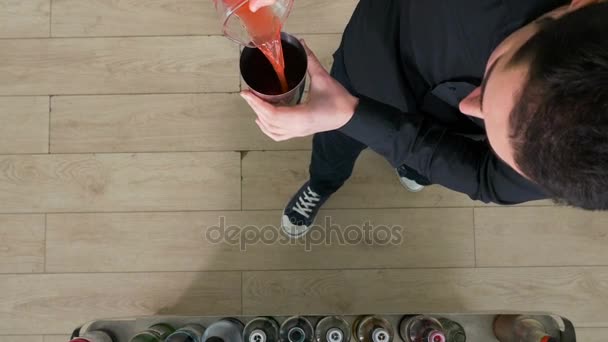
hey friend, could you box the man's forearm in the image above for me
[340,95,423,168]
[339,95,546,204]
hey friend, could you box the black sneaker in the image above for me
[281,182,330,238]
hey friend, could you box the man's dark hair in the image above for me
[509,2,608,210]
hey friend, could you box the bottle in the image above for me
[315,316,351,342]
[399,315,446,342]
[130,323,175,342]
[244,317,280,342]
[71,330,114,342]
[438,318,466,342]
[279,316,314,342]
[201,318,244,342]
[353,315,394,342]
[493,315,560,342]
[164,323,206,342]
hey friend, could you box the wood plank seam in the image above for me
[47,96,51,154]
[0,206,556,215]
[49,0,53,37]
[3,91,250,97]
[2,149,316,156]
[43,214,47,273]
[473,208,478,268]
[240,152,244,211]
[25,265,608,275]
[1,33,343,41]
[241,272,244,315]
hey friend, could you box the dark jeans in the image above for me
[308,45,430,196]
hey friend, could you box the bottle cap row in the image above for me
[70,314,572,342]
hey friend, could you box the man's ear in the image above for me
[570,0,601,10]
[459,87,484,119]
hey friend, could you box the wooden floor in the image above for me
[1,1,607,341]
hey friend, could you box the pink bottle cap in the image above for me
[70,339,90,342]
[428,331,446,342]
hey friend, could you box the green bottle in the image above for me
[130,323,175,342]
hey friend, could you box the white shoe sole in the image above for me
[396,170,425,192]
[281,214,312,238]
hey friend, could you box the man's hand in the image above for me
[241,41,359,142]
[249,0,275,12]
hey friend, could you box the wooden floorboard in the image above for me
[0,0,49,38]
[46,208,474,272]
[575,328,608,341]
[0,337,43,342]
[301,34,342,71]
[0,152,240,213]
[50,94,310,153]
[475,207,608,267]
[0,272,241,335]
[50,0,356,37]
[48,34,341,154]
[51,0,220,37]
[243,267,608,327]
[285,0,357,34]
[0,214,45,273]
[0,37,239,96]
[0,97,49,154]
[242,150,476,209]
[43,336,70,342]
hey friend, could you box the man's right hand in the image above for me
[249,0,276,12]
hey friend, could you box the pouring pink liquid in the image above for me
[225,0,289,93]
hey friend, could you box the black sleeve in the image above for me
[340,96,547,204]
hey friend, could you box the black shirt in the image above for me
[339,0,567,204]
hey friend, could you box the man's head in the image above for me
[459,0,608,210]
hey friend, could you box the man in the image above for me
[242,0,608,237]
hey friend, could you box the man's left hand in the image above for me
[241,40,359,142]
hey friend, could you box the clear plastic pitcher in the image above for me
[213,0,294,47]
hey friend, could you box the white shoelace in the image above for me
[292,186,321,219]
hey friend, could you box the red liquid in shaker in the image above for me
[228,1,289,93]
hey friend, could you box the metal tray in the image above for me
[72,313,576,341]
